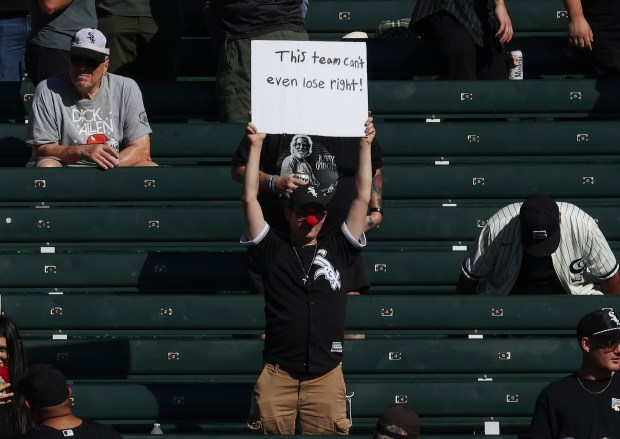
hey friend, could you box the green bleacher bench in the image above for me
[0,203,244,244]
[23,336,580,376]
[0,167,239,203]
[370,79,620,119]
[140,80,218,122]
[383,159,620,200]
[1,242,620,292]
[10,79,620,123]
[0,245,462,291]
[378,120,620,157]
[305,0,567,34]
[4,119,620,169]
[41,376,553,433]
[0,159,619,204]
[5,294,620,333]
[0,122,28,166]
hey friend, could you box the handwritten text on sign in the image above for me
[251,40,368,137]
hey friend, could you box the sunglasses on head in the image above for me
[70,56,100,69]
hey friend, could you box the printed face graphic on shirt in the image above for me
[278,135,339,197]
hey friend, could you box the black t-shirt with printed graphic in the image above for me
[244,224,363,374]
[528,373,620,439]
[232,134,383,238]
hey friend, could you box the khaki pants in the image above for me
[250,363,350,435]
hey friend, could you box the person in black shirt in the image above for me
[529,309,620,439]
[0,315,31,439]
[15,364,122,439]
[409,0,513,79]
[563,0,620,77]
[240,116,375,434]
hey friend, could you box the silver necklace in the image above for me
[292,244,317,285]
[577,374,614,395]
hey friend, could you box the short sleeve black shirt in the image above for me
[244,224,363,374]
[529,373,620,439]
[21,420,122,439]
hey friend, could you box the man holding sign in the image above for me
[232,39,382,294]
[240,116,376,435]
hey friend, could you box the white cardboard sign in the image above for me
[251,40,368,137]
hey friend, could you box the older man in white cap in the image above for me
[26,28,157,169]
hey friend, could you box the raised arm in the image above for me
[365,167,383,233]
[242,123,268,240]
[345,117,376,240]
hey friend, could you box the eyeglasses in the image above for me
[70,56,100,69]
[294,209,326,222]
[599,339,620,353]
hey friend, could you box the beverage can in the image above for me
[105,138,120,153]
[294,172,310,184]
[509,50,523,80]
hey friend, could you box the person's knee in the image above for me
[34,158,63,167]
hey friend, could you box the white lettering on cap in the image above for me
[609,310,620,326]
[532,230,548,240]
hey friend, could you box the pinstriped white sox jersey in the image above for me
[462,202,619,295]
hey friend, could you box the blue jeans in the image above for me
[0,15,30,82]
[301,0,309,18]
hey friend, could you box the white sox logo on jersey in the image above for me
[313,249,341,291]
[570,258,585,274]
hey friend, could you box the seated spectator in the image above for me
[240,116,375,434]
[373,403,420,439]
[0,316,31,439]
[563,0,620,78]
[528,309,620,438]
[15,364,122,438]
[96,0,183,81]
[26,28,157,169]
[457,194,620,295]
[0,1,30,82]
[26,0,97,86]
[409,0,513,79]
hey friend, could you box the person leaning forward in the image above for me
[26,28,157,169]
[457,194,620,295]
[239,116,376,434]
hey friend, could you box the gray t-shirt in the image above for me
[28,0,97,50]
[27,73,151,149]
